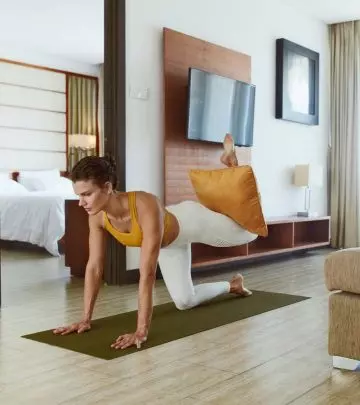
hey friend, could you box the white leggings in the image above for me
[158,201,258,310]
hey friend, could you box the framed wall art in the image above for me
[275,38,319,125]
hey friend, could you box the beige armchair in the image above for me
[324,248,360,371]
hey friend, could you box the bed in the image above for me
[0,170,78,256]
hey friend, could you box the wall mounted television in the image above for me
[186,67,256,147]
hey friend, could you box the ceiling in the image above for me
[0,0,359,67]
[283,0,360,24]
[0,0,104,65]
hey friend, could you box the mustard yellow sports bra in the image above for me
[103,191,173,247]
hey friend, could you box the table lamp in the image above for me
[68,134,96,149]
[293,164,323,217]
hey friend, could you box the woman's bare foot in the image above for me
[229,273,252,297]
[220,133,238,168]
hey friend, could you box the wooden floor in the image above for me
[1,247,360,404]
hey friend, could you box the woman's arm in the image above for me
[83,213,107,322]
[136,193,164,334]
[110,192,164,350]
[53,213,107,335]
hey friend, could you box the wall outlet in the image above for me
[129,87,149,100]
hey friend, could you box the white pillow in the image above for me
[0,172,11,181]
[49,177,76,196]
[18,169,61,191]
[0,178,29,195]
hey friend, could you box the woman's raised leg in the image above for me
[159,133,255,310]
[220,133,238,167]
[166,199,258,248]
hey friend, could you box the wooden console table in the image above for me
[191,215,331,269]
[64,199,330,279]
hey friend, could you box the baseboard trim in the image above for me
[333,356,360,371]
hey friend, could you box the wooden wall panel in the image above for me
[103,0,127,285]
[163,28,252,205]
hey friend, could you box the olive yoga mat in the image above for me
[22,290,309,360]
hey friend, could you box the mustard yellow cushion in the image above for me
[189,165,268,237]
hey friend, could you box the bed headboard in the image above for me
[11,171,69,181]
[0,59,99,174]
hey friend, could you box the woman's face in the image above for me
[73,180,112,215]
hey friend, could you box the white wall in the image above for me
[125,0,330,270]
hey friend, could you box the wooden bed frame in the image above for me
[11,171,69,181]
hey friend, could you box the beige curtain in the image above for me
[329,20,360,248]
[67,75,98,171]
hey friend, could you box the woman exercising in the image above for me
[53,134,258,350]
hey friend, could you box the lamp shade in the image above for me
[69,134,96,149]
[293,164,323,187]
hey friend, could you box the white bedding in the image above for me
[0,173,79,256]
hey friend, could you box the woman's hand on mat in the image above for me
[110,329,148,350]
[52,320,91,335]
